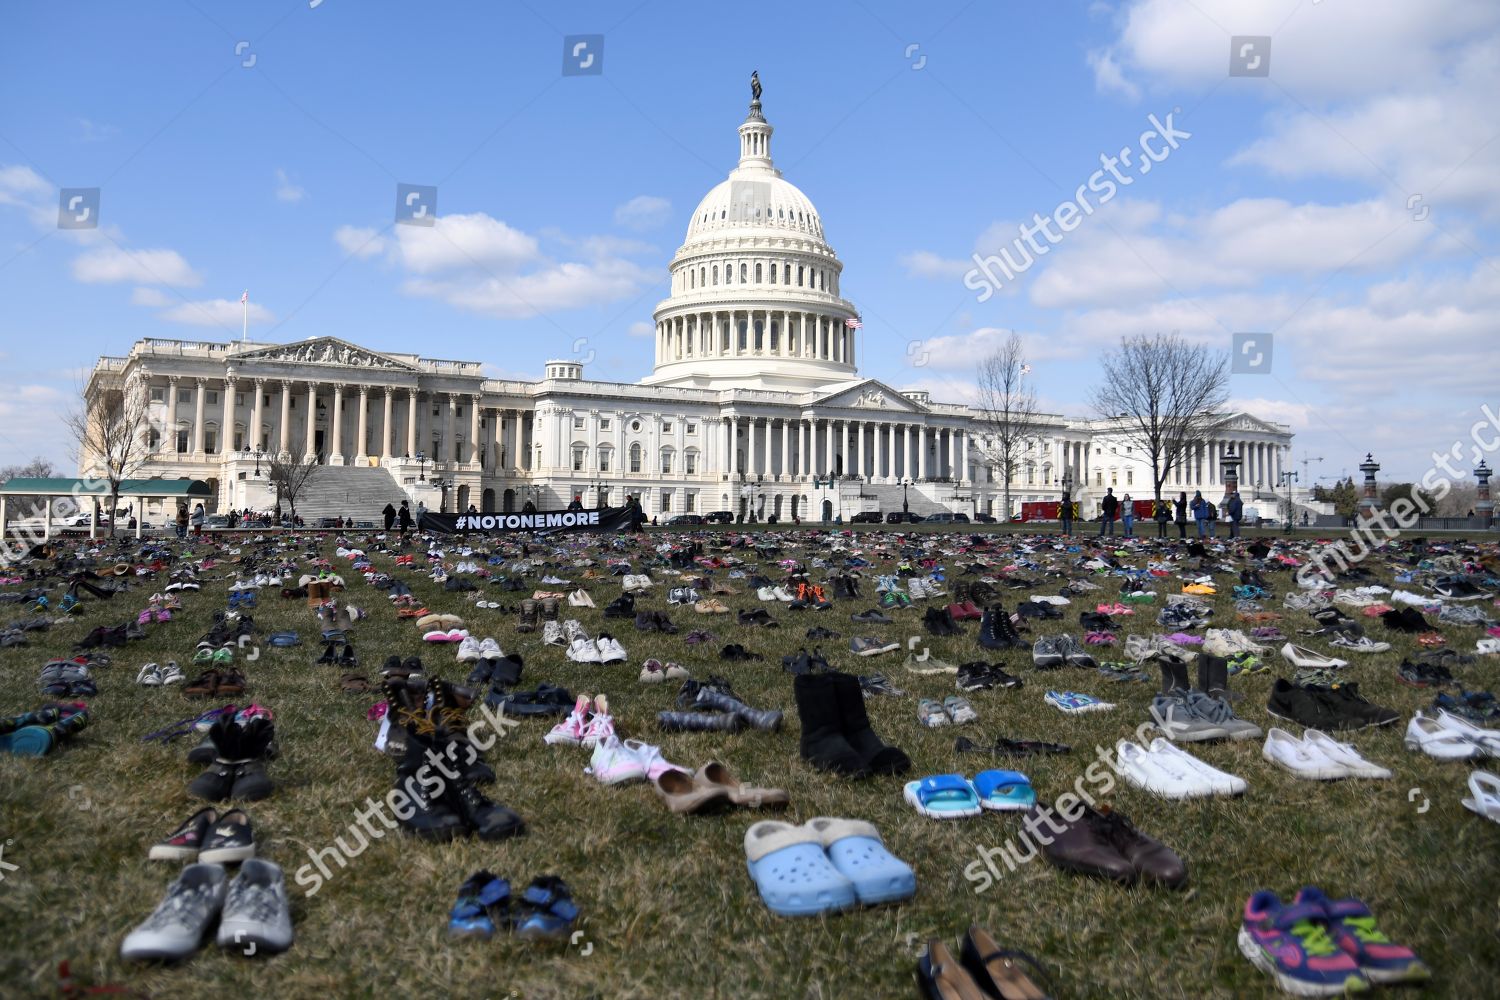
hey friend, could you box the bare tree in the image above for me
[268,443,319,525]
[1089,332,1230,504]
[67,374,153,537]
[974,332,1041,519]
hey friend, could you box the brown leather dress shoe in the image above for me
[1089,804,1188,888]
[1036,803,1135,883]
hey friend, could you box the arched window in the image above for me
[784,261,791,284]
[629,443,641,473]
[660,447,675,474]
[770,262,777,283]
[598,446,613,473]
[712,265,718,285]
[571,444,587,472]
[689,270,695,289]
[797,266,804,286]
[740,262,747,282]
[753,320,764,352]
[755,262,762,283]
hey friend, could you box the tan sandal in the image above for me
[653,769,730,814]
[695,762,788,809]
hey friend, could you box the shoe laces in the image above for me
[141,878,219,932]
[227,877,283,925]
[1287,919,1339,957]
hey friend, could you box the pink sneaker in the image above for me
[587,736,647,785]
[580,694,614,748]
[544,695,591,746]
[620,739,686,781]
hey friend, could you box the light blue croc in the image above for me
[902,774,982,819]
[805,817,917,905]
[973,769,1035,811]
[744,820,856,917]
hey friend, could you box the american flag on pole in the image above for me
[240,290,248,304]
[845,318,862,328]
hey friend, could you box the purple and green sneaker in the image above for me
[1294,887,1431,986]
[1238,890,1370,996]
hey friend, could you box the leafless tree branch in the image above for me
[974,331,1042,518]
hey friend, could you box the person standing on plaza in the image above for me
[1155,495,1171,538]
[1060,484,1073,535]
[383,502,397,531]
[397,500,413,538]
[1099,488,1118,537]
[190,502,205,536]
[1175,491,1189,539]
[1190,491,1208,538]
[175,504,188,539]
[1121,493,1134,537]
[1225,490,1244,539]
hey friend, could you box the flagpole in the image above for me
[241,289,248,343]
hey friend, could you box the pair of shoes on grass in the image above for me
[121,860,292,961]
[1239,887,1428,995]
[917,925,1055,1000]
[745,817,915,917]
[448,872,577,941]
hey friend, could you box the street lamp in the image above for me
[416,451,428,482]
[432,477,449,512]
[590,478,609,507]
[898,477,913,513]
[253,447,263,477]
[1279,470,1299,534]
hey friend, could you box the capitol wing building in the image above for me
[84,87,1294,524]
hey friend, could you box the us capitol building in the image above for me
[83,80,1294,524]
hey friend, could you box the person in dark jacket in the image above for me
[1098,488,1118,536]
[1225,491,1244,538]
[1154,496,1172,538]
[383,503,397,531]
[1175,491,1189,539]
[1190,491,1208,538]
[397,500,413,537]
[1060,486,1073,535]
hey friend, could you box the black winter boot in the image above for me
[443,773,525,841]
[694,688,782,731]
[793,673,867,777]
[830,671,910,775]
[656,710,743,732]
[1159,655,1191,694]
[395,733,465,841]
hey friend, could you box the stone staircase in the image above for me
[290,465,409,522]
[856,483,954,518]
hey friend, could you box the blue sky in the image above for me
[2,0,1497,483]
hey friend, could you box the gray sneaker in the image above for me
[121,863,228,961]
[1150,694,1229,742]
[1032,636,1065,669]
[851,636,898,656]
[216,859,294,955]
[1058,634,1098,670]
[1183,690,1263,741]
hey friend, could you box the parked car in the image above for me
[704,510,734,524]
[666,514,705,525]
[205,515,229,529]
[884,511,922,524]
[922,512,970,524]
[973,513,997,523]
[69,515,111,527]
[315,517,340,528]
[850,511,883,524]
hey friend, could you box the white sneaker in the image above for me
[121,863,228,961]
[1328,634,1391,654]
[1391,589,1431,606]
[772,586,795,602]
[542,620,564,646]
[159,661,184,685]
[1431,710,1500,757]
[478,636,502,659]
[568,637,603,664]
[907,579,928,599]
[596,635,627,664]
[568,589,595,608]
[135,663,162,686]
[585,736,648,785]
[1116,740,1203,798]
[455,636,483,663]
[1302,729,1392,779]
[563,619,587,643]
[756,587,776,602]
[620,738,685,781]
[1148,738,1248,796]
[1262,728,1351,779]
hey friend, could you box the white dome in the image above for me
[683,175,826,246]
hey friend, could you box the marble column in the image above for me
[330,384,344,464]
[886,423,895,482]
[747,416,758,476]
[381,389,393,460]
[304,383,317,459]
[220,376,235,455]
[918,425,927,480]
[356,387,370,464]
[166,377,180,454]
[825,420,834,478]
[192,379,206,456]
[278,381,291,455]
[251,379,265,454]
[779,419,789,477]
[405,390,417,458]
[469,395,481,466]
[856,422,866,477]
[444,394,457,466]
[840,420,849,477]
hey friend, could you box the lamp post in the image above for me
[253,447,263,478]
[590,478,609,508]
[1279,469,1299,534]
[416,451,428,482]
[432,477,448,513]
[898,476,913,514]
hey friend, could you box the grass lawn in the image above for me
[3,527,1499,999]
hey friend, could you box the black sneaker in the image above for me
[858,674,904,697]
[852,609,892,625]
[1318,682,1399,728]
[1266,678,1363,731]
[199,808,256,864]
[782,649,813,675]
[805,626,841,640]
[1397,658,1455,689]
[957,662,996,691]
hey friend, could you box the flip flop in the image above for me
[1462,771,1500,824]
[903,774,982,819]
[973,770,1036,811]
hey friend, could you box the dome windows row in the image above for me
[697,204,822,237]
[675,258,839,296]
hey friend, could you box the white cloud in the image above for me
[401,257,653,320]
[907,327,1067,373]
[0,381,75,469]
[71,245,202,287]
[0,164,53,228]
[614,195,672,231]
[394,213,539,275]
[1086,47,1140,101]
[77,118,119,142]
[900,250,971,279]
[333,225,387,259]
[130,287,170,307]
[274,168,306,203]
[155,297,275,329]
[628,321,654,337]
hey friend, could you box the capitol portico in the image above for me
[82,82,1295,524]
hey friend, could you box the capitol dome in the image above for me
[643,78,861,392]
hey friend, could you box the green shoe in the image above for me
[212,647,234,667]
[1227,652,1267,675]
[193,647,214,664]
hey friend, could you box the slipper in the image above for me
[954,736,1072,757]
[695,762,789,809]
[1462,771,1500,824]
[903,774,982,819]
[655,769,731,814]
[803,817,916,904]
[340,673,371,693]
[973,770,1036,811]
[743,820,856,917]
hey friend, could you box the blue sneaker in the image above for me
[447,871,510,938]
[513,876,579,941]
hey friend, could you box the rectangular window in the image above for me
[176,430,189,453]
[573,416,584,429]
[234,430,244,451]
[686,422,697,435]
[686,491,697,512]
[263,394,271,407]
[599,452,611,472]
[235,393,245,406]
[207,391,218,405]
[661,453,672,474]
[685,453,697,474]
[149,387,165,402]
[662,421,673,433]
[205,430,217,453]
[600,418,611,430]
[660,491,672,512]
[178,389,191,404]
[1127,470,1134,485]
